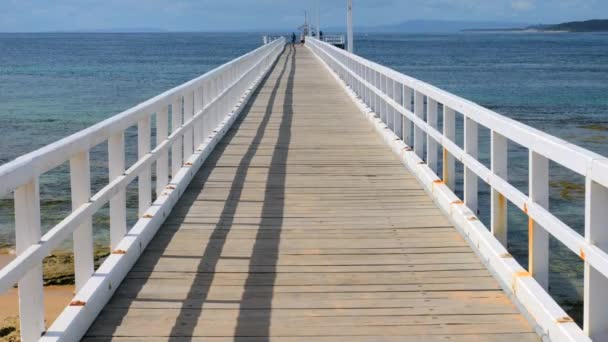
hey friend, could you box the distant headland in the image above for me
[463,19,608,33]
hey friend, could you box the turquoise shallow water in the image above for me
[0,32,261,247]
[1,32,607,322]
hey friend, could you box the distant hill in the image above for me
[464,19,608,32]
[324,20,530,33]
[540,19,608,32]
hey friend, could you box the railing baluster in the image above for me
[202,82,210,138]
[69,151,93,291]
[491,131,508,245]
[365,66,371,106]
[464,117,478,213]
[383,75,388,123]
[195,87,204,148]
[373,71,378,115]
[14,179,45,342]
[108,132,126,248]
[356,63,362,99]
[156,105,169,196]
[394,82,403,139]
[443,106,456,190]
[183,92,194,160]
[529,151,549,289]
[414,91,424,157]
[171,97,183,177]
[427,98,438,173]
[212,78,219,127]
[584,179,608,340]
[379,74,385,122]
[138,115,151,216]
[403,87,413,146]
[386,77,393,129]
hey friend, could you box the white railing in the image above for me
[263,35,283,45]
[0,37,284,342]
[307,37,608,341]
[321,34,345,46]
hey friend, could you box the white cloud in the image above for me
[511,0,535,11]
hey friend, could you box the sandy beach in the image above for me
[0,251,102,340]
[0,284,75,328]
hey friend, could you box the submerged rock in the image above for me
[578,123,608,131]
[550,180,585,201]
[42,246,110,286]
[0,316,18,342]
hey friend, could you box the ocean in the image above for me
[2,32,608,322]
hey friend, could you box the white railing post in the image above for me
[183,92,194,160]
[387,78,394,130]
[443,106,456,190]
[414,91,424,158]
[529,151,549,289]
[211,78,219,128]
[356,61,362,100]
[584,179,608,340]
[368,67,373,111]
[394,82,403,139]
[138,115,152,216]
[403,87,413,146]
[202,83,210,139]
[108,132,126,249]
[365,67,371,107]
[156,105,169,196]
[171,98,183,177]
[380,75,387,123]
[427,98,438,173]
[69,151,94,291]
[491,131,508,246]
[373,72,379,117]
[346,0,353,53]
[384,76,389,124]
[193,87,203,148]
[464,117,478,213]
[14,179,45,342]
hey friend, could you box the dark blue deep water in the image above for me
[2,32,608,322]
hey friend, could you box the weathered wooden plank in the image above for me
[84,335,540,342]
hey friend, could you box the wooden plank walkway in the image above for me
[85,46,539,341]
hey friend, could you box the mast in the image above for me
[305,11,309,36]
[346,0,353,52]
[316,0,321,38]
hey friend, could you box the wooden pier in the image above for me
[84,46,538,341]
[4,34,607,341]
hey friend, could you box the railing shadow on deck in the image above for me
[233,41,295,339]
[91,44,297,340]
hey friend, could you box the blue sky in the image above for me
[0,0,604,32]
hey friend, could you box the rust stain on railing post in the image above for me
[528,217,535,274]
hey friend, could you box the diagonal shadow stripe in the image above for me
[232,44,296,339]
[165,44,295,340]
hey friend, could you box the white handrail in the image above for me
[306,36,606,341]
[322,35,345,45]
[0,37,285,342]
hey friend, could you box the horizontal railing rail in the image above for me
[321,35,345,45]
[263,35,283,45]
[0,37,285,342]
[307,36,607,341]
